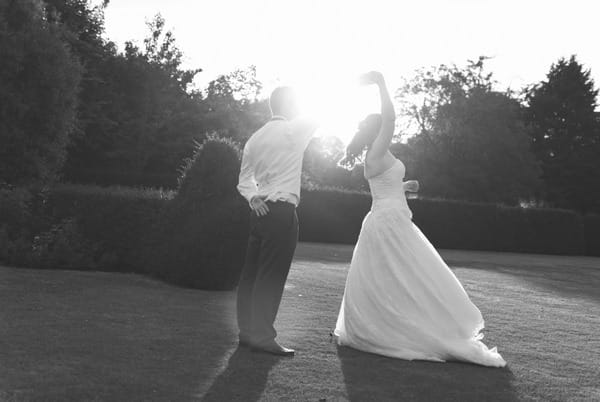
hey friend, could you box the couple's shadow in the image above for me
[201,346,281,402]
[337,345,518,402]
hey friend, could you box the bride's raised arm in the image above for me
[362,72,395,159]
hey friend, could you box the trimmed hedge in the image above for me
[0,137,250,290]
[45,184,171,270]
[410,198,584,255]
[142,137,249,290]
[2,138,597,291]
[584,214,600,256]
[298,189,586,255]
[298,189,371,244]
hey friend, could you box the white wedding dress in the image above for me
[334,159,506,367]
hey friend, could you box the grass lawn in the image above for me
[1,243,599,401]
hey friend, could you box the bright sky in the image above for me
[102,0,600,141]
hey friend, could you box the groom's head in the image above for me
[269,86,299,120]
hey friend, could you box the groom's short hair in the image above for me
[269,86,296,116]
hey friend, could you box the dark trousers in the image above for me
[236,201,299,344]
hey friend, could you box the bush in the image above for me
[29,217,99,269]
[45,184,171,270]
[0,137,250,290]
[0,186,33,237]
[298,189,371,244]
[410,198,584,255]
[584,214,600,256]
[2,139,595,290]
[0,186,50,265]
[143,136,249,290]
[299,189,586,256]
[176,135,242,202]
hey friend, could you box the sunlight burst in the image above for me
[294,75,381,144]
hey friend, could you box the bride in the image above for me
[334,71,506,367]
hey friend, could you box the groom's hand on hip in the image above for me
[250,196,270,216]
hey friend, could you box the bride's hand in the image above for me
[358,71,385,86]
[404,180,419,193]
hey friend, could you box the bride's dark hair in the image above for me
[338,113,382,169]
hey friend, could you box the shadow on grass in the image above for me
[0,267,240,401]
[201,347,282,402]
[337,345,518,402]
[455,262,600,303]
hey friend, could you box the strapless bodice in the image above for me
[367,159,411,216]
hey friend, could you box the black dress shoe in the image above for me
[250,340,295,356]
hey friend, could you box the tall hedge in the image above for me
[45,184,171,269]
[0,137,250,290]
[410,198,584,255]
[298,189,586,255]
[298,189,371,244]
[142,137,249,290]
[2,148,597,292]
[0,0,82,185]
[584,214,600,256]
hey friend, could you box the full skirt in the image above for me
[334,205,506,367]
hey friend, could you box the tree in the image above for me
[142,13,200,92]
[395,58,541,204]
[302,136,368,191]
[524,55,600,213]
[204,66,269,141]
[0,0,82,185]
[63,13,205,188]
[43,0,115,144]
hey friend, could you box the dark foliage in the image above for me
[143,137,249,290]
[298,189,371,244]
[299,188,586,255]
[395,58,541,205]
[0,183,170,269]
[60,12,206,189]
[46,184,171,270]
[410,199,584,255]
[29,217,99,269]
[0,187,37,264]
[525,55,600,213]
[203,66,269,141]
[0,0,82,185]
[583,215,600,256]
[176,136,242,202]
[302,136,369,192]
[1,138,250,289]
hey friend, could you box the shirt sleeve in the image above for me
[291,117,319,149]
[237,141,258,204]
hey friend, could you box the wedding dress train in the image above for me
[334,160,506,367]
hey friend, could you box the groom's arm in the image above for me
[291,117,319,149]
[237,142,258,204]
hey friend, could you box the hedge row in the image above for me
[2,137,599,291]
[2,180,598,292]
[45,184,171,270]
[584,214,600,256]
[0,137,250,290]
[298,189,589,255]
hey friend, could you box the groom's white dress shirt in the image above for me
[237,116,317,206]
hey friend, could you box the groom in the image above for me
[237,86,317,356]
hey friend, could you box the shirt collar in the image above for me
[270,115,288,121]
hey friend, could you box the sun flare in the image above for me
[292,75,381,144]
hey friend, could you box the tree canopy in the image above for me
[524,55,600,213]
[395,58,541,205]
[1,1,599,213]
[0,0,82,185]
